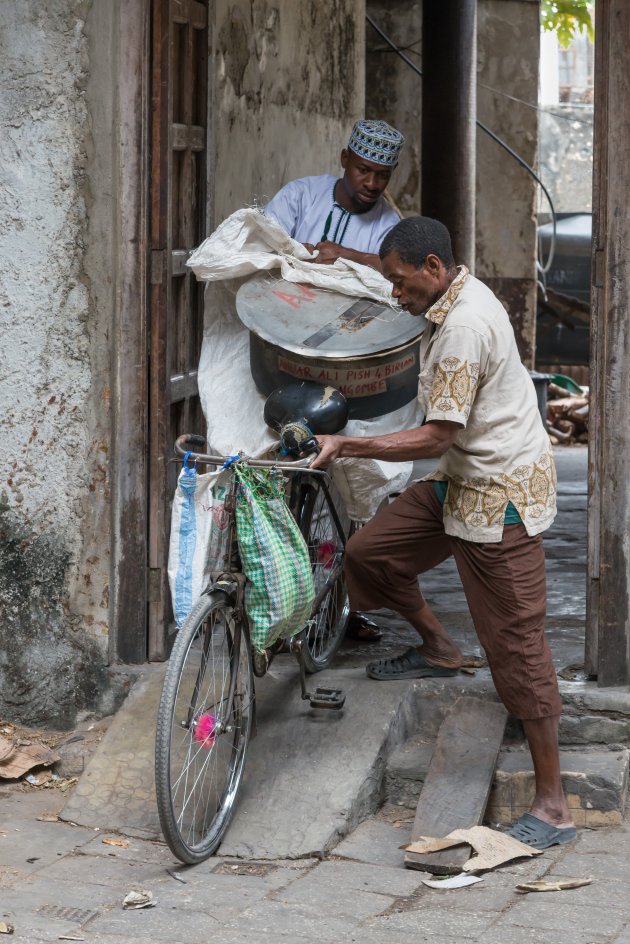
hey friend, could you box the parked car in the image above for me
[536,212,591,366]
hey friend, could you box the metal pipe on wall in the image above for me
[421,0,477,270]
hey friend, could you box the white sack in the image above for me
[197,279,277,459]
[330,400,421,523]
[187,207,396,305]
[190,208,421,521]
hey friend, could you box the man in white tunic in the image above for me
[266,119,405,642]
[264,119,403,273]
[311,216,576,851]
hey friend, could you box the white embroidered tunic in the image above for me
[264,174,399,253]
[420,267,557,543]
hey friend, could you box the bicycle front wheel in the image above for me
[299,476,350,673]
[155,589,254,864]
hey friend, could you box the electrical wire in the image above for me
[366,13,556,274]
[370,40,592,127]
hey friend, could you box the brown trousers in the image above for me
[346,482,562,720]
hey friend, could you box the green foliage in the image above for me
[541,0,594,48]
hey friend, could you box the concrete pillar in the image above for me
[421,0,477,269]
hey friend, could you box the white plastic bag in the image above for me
[330,400,420,522]
[167,461,232,626]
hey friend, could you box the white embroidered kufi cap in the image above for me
[347,119,404,167]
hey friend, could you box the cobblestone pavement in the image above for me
[4,447,620,943]
[1,785,630,944]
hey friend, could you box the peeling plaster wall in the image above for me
[212,0,365,222]
[365,0,422,215]
[0,0,368,726]
[0,0,111,726]
[366,0,540,362]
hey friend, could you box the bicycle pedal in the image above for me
[309,687,345,710]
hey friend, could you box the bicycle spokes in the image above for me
[156,593,254,862]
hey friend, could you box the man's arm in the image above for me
[309,420,461,469]
[311,241,383,272]
[264,180,302,239]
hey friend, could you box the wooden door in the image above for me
[586,0,630,685]
[149,0,210,660]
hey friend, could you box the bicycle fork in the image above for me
[186,578,257,741]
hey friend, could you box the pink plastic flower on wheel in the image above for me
[193,713,217,749]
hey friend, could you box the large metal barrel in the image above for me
[235,274,427,421]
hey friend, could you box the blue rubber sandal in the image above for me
[366,647,459,681]
[507,813,577,850]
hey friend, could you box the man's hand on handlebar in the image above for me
[307,434,344,469]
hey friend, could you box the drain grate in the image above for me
[214,861,278,877]
[37,903,99,923]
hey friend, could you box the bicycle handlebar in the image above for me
[174,434,324,475]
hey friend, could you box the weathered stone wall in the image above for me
[0,0,111,727]
[212,0,366,222]
[366,0,540,363]
[0,0,367,726]
[476,0,539,365]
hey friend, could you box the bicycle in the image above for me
[155,420,352,865]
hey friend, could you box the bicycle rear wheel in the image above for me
[299,476,350,673]
[155,589,254,864]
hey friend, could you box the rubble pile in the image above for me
[547,381,589,445]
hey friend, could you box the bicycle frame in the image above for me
[156,432,352,863]
[173,432,348,573]
[173,434,349,719]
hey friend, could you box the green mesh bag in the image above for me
[234,463,315,652]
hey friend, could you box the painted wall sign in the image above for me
[276,352,417,397]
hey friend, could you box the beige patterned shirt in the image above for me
[418,266,557,543]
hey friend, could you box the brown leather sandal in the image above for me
[345,612,383,642]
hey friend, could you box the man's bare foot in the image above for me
[420,643,464,670]
[406,604,464,669]
[529,801,574,828]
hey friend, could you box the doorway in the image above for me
[148,0,210,660]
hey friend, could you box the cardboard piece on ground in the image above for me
[516,877,593,893]
[0,735,60,780]
[404,696,507,874]
[405,824,542,873]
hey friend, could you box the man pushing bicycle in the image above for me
[310,215,576,852]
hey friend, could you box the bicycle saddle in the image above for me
[264,381,349,435]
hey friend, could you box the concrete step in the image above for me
[215,661,418,859]
[60,636,630,859]
[556,681,630,753]
[385,735,629,827]
[60,658,427,859]
[60,665,166,839]
[488,748,629,827]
